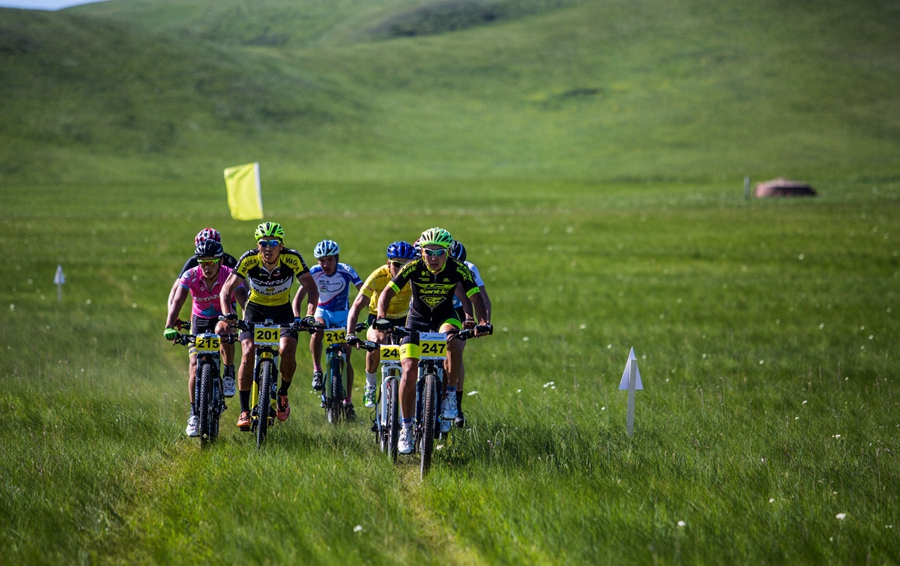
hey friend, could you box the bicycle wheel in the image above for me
[420,372,437,478]
[257,359,275,447]
[386,378,399,462]
[197,361,212,448]
[209,376,221,442]
[326,352,344,424]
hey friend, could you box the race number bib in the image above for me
[380,344,401,363]
[323,328,346,346]
[195,334,220,353]
[253,325,281,346]
[419,332,448,360]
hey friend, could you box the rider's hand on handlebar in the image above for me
[163,327,178,341]
[463,318,476,330]
[474,323,493,337]
[373,318,392,331]
[346,334,361,348]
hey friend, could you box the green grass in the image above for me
[1,179,899,564]
[1,0,900,563]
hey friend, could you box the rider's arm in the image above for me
[478,285,491,321]
[165,284,189,328]
[346,289,370,334]
[167,278,180,309]
[294,271,318,318]
[455,282,474,321]
[219,272,242,316]
[377,284,397,319]
[469,289,489,326]
[233,284,249,312]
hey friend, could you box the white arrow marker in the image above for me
[618,347,643,436]
[54,264,66,303]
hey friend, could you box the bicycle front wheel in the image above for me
[198,361,213,448]
[326,353,344,424]
[257,360,275,448]
[420,373,437,478]
[386,378,399,462]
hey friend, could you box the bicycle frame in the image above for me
[320,327,348,423]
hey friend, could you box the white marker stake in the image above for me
[618,348,643,436]
[54,264,66,303]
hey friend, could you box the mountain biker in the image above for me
[164,240,247,436]
[345,241,417,409]
[167,228,238,308]
[375,227,490,454]
[215,222,319,430]
[294,239,363,419]
[446,240,492,429]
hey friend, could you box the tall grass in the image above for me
[1,179,898,563]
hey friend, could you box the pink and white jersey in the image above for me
[178,265,242,319]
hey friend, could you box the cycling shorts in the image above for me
[315,308,349,328]
[400,308,461,360]
[240,302,297,342]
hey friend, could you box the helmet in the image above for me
[314,239,340,258]
[194,227,221,246]
[419,227,453,248]
[195,239,224,259]
[254,222,284,240]
[449,241,467,263]
[387,241,417,260]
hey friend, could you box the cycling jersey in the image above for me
[452,260,485,309]
[233,248,310,307]
[309,263,362,312]
[389,257,480,320]
[177,253,238,277]
[360,265,413,319]
[178,265,242,318]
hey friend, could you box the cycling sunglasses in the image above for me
[423,248,447,257]
[257,239,282,248]
[390,261,407,268]
[197,258,221,265]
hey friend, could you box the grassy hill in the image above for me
[1,0,898,184]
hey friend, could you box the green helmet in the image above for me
[254,222,285,240]
[419,227,453,248]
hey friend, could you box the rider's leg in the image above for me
[279,336,298,386]
[238,338,255,413]
[310,324,324,374]
[399,357,418,420]
[188,352,198,406]
[441,323,463,389]
[344,344,354,401]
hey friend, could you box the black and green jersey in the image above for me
[389,257,480,320]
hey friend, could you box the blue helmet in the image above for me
[449,241,467,263]
[386,241,417,260]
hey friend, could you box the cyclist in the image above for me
[294,239,363,419]
[167,228,238,308]
[164,240,247,436]
[375,227,490,454]
[345,241,417,409]
[447,240,492,428]
[215,222,319,431]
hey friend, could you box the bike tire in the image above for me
[209,376,221,442]
[257,360,275,448]
[327,353,344,424]
[386,379,399,462]
[420,373,437,478]
[198,361,212,448]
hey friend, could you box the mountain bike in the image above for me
[312,323,367,424]
[352,336,401,461]
[170,322,237,448]
[396,326,492,477]
[230,318,316,447]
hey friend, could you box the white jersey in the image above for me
[309,263,362,311]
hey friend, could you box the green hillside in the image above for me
[1,0,898,184]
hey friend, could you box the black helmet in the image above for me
[195,239,224,259]
[449,240,467,263]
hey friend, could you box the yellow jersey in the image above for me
[360,264,412,318]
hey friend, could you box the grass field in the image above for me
[2,0,900,564]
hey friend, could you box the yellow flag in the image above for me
[224,162,263,220]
